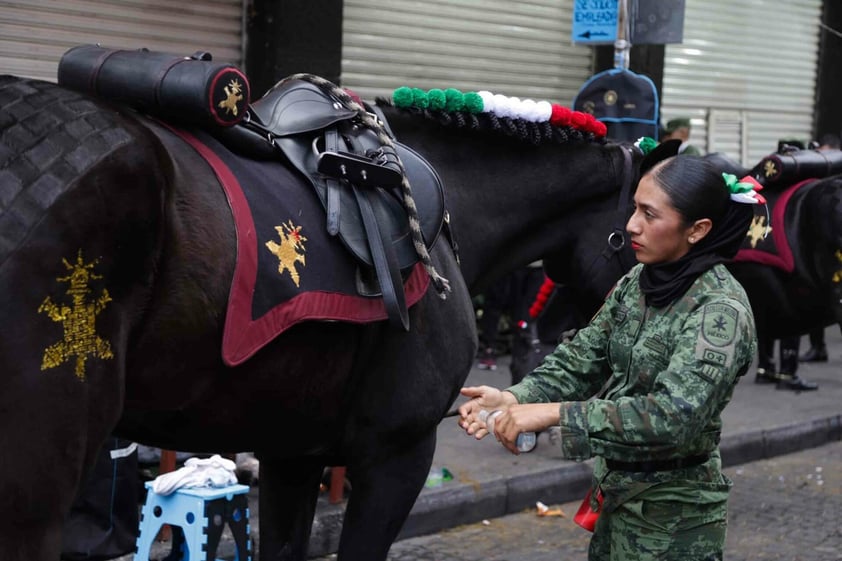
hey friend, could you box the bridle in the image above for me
[581,144,640,292]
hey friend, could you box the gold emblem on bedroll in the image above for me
[763,160,778,178]
[266,220,308,287]
[217,78,245,117]
[38,250,114,381]
[745,215,770,248]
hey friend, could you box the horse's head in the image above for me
[541,138,682,317]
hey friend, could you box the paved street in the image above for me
[316,441,842,561]
[129,442,842,560]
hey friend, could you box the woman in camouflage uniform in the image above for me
[459,156,760,560]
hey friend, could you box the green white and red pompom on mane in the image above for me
[392,86,608,138]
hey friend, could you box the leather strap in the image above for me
[602,145,636,271]
[578,145,637,295]
[370,103,396,139]
[442,210,460,265]
[352,184,409,330]
[324,128,341,236]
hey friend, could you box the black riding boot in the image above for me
[755,366,780,384]
[776,373,819,391]
[776,337,818,391]
[754,353,778,384]
[799,345,828,363]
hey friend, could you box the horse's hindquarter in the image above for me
[788,177,842,322]
[0,76,168,553]
[789,178,842,279]
[0,77,167,425]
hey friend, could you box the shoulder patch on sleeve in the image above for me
[700,348,727,367]
[696,363,724,384]
[701,303,738,347]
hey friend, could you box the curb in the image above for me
[306,414,842,557]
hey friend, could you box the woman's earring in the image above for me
[689,237,696,244]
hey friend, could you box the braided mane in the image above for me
[377,99,607,147]
[376,86,608,147]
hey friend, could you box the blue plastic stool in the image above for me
[134,482,251,561]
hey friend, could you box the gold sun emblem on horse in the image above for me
[265,220,308,287]
[745,215,771,248]
[38,250,114,381]
[217,78,245,117]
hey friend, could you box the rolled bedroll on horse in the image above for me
[57,44,251,128]
[1,41,688,559]
[750,146,842,188]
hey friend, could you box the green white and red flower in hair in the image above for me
[722,173,766,204]
[392,86,607,138]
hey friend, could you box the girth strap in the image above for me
[324,128,341,236]
[352,185,409,329]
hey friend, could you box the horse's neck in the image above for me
[386,111,622,293]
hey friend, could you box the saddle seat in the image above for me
[213,78,446,329]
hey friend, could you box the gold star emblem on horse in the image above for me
[266,220,308,287]
[217,78,245,117]
[38,250,114,381]
[746,215,771,248]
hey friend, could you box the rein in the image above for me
[582,145,639,290]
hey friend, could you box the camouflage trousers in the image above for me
[588,494,728,560]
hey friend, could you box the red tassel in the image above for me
[528,276,556,319]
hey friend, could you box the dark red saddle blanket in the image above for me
[172,127,429,366]
[733,178,814,272]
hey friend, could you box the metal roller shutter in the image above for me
[660,0,822,166]
[341,0,593,105]
[0,0,243,83]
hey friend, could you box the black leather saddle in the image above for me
[217,78,446,330]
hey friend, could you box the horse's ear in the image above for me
[640,139,681,175]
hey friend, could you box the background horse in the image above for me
[727,173,842,385]
[0,75,647,560]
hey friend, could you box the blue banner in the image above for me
[572,0,618,44]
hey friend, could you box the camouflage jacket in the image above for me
[508,263,757,470]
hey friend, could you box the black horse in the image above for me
[0,75,651,560]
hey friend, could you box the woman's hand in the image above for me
[457,386,517,439]
[491,403,561,454]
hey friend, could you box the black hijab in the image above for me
[637,158,754,308]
